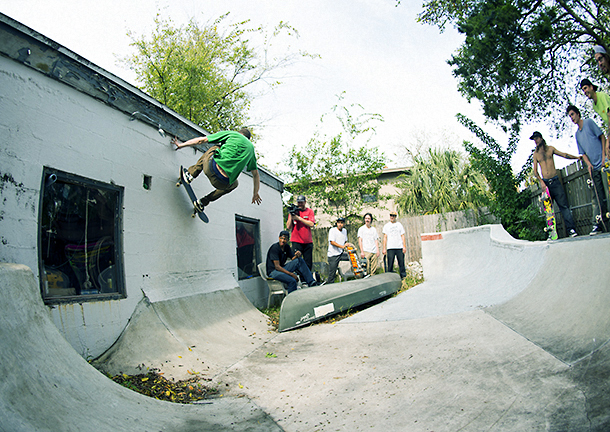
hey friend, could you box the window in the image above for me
[361,193,378,203]
[39,168,125,303]
[235,216,261,280]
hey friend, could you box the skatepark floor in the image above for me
[2,224,609,431]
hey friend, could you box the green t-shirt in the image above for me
[207,131,257,184]
[594,91,610,128]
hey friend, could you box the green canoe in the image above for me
[278,273,402,332]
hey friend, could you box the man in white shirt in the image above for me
[327,217,354,283]
[357,213,381,275]
[382,211,407,278]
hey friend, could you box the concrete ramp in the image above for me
[0,263,281,432]
[94,287,275,380]
[346,224,549,322]
[487,236,610,364]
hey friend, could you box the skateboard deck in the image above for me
[176,166,209,223]
[345,245,367,279]
[602,162,610,219]
[540,186,558,240]
[587,173,607,231]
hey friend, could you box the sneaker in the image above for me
[181,168,194,184]
[193,198,205,213]
[308,281,319,287]
[589,225,602,236]
[568,229,578,238]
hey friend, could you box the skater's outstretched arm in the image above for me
[172,136,208,150]
[251,169,262,205]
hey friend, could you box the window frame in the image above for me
[234,214,261,280]
[38,167,126,304]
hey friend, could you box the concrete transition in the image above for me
[2,224,610,431]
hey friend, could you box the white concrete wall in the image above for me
[0,56,283,358]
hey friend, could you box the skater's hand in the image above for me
[172,136,182,150]
[294,250,302,259]
[252,193,262,205]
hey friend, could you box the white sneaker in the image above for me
[568,229,578,237]
[589,225,602,236]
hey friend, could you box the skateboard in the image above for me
[602,161,610,219]
[345,245,367,279]
[176,166,209,223]
[539,186,558,240]
[587,173,607,231]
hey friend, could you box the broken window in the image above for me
[235,216,261,280]
[39,168,125,303]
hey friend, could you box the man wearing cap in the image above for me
[383,211,407,278]
[266,230,317,293]
[286,195,315,270]
[531,131,579,237]
[594,45,610,77]
[567,105,608,235]
[327,217,354,283]
[581,78,610,137]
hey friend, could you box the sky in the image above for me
[0,0,584,176]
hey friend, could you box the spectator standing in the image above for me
[327,217,354,284]
[382,211,407,278]
[286,195,315,270]
[357,213,381,275]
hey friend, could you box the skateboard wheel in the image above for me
[191,213,196,218]
[176,181,181,187]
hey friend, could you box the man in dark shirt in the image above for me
[266,230,317,293]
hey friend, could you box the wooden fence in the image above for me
[311,207,498,263]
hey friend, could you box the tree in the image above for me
[283,94,387,221]
[415,0,610,133]
[123,13,316,132]
[395,147,490,215]
[457,114,545,240]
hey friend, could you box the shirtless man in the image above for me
[531,131,580,237]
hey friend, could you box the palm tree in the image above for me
[395,148,490,215]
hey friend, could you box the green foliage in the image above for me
[457,114,545,240]
[123,13,316,132]
[416,0,610,133]
[395,147,490,215]
[283,94,387,221]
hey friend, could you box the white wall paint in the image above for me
[0,55,283,358]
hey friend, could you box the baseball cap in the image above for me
[279,230,290,238]
[580,78,598,91]
[529,131,542,140]
[336,217,346,222]
[594,45,607,55]
[389,211,397,216]
[296,195,306,202]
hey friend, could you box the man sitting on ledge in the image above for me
[266,230,318,293]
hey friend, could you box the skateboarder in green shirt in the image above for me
[173,128,262,211]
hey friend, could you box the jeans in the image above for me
[543,176,576,231]
[386,249,406,278]
[291,242,313,270]
[269,257,315,293]
[327,251,349,284]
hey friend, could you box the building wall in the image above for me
[0,25,282,358]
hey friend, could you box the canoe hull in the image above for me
[278,273,402,332]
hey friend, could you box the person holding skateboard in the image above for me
[173,128,262,211]
[327,217,355,284]
[266,230,318,293]
[567,105,608,235]
[383,211,407,279]
[531,131,579,237]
